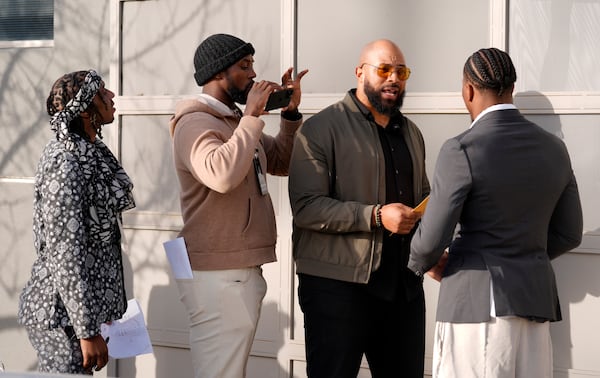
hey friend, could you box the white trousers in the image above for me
[176,267,267,378]
[432,317,553,378]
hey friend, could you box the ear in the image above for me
[355,65,363,80]
[507,83,515,96]
[213,71,225,81]
[465,82,475,103]
[467,83,475,102]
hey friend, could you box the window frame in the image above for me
[0,0,54,49]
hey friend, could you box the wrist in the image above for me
[281,109,302,121]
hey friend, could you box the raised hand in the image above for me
[280,67,309,112]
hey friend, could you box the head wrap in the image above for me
[193,33,255,86]
[45,70,136,224]
[47,70,103,148]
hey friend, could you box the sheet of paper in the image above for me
[100,299,153,359]
[413,195,430,214]
[163,237,193,279]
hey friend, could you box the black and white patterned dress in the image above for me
[18,133,135,341]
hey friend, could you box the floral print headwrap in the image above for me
[47,70,103,149]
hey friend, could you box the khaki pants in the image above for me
[176,267,267,378]
[433,317,553,378]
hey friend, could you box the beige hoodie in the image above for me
[169,97,301,270]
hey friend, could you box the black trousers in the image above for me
[298,273,425,378]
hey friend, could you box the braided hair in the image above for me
[463,48,517,97]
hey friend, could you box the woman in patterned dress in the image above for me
[17,70,135,375]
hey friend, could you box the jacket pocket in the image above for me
[242,195,277,249]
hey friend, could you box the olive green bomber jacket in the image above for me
[288,91,430,284]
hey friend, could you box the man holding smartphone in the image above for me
[169,33,307,378]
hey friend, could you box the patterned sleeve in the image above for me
[40,151,98,338]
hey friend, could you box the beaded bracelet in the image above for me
[375,204,382,228]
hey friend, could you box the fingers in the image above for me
[296,69,309,82]
[245,80,280,116]
[95,357,109,371]
[83,357,108,373]
[380,203,420,234]
[82,354,91,372]
[425,252,449,282]
[80,335,109,373]
[280,68,308,112]
[281,67,294,85]
[281,67,309,87]
[252,80,280,92]
[85,358,108,373]
[395,222,417,235]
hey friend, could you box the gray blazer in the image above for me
[408,108,583,323]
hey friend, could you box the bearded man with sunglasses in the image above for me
[289,39,430,377]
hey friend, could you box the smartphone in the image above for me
[265,88,293,111]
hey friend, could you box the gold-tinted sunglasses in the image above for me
[360,63,411,81]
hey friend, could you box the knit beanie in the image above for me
[193,33,255,86]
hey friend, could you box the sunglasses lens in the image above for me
[377,65,393,78]
[376,64,410,80]
[399,67,410,80]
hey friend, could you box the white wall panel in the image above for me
[120,0,282,97]
[510,0,600,92]
[297,0,489,94]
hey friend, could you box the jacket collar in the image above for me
[470,103,517,129]
[345,89,404,129]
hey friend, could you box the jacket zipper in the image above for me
[365,122,380,282]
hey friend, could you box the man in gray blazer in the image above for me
[408,48,583,378]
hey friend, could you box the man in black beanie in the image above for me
[169,33,307,378]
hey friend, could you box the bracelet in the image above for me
[374,204,382,228]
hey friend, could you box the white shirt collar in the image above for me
[469,103,517,129]
[197,93,237,117]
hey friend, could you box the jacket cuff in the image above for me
[407,261,425,279]
[280,114,303,136]
[281,109,302,121]
[413,269,424,282]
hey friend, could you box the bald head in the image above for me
[358,39,405,68]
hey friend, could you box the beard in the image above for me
[226,79,254,105]
[364,81,405,116]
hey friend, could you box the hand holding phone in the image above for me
[264,88,294,111]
